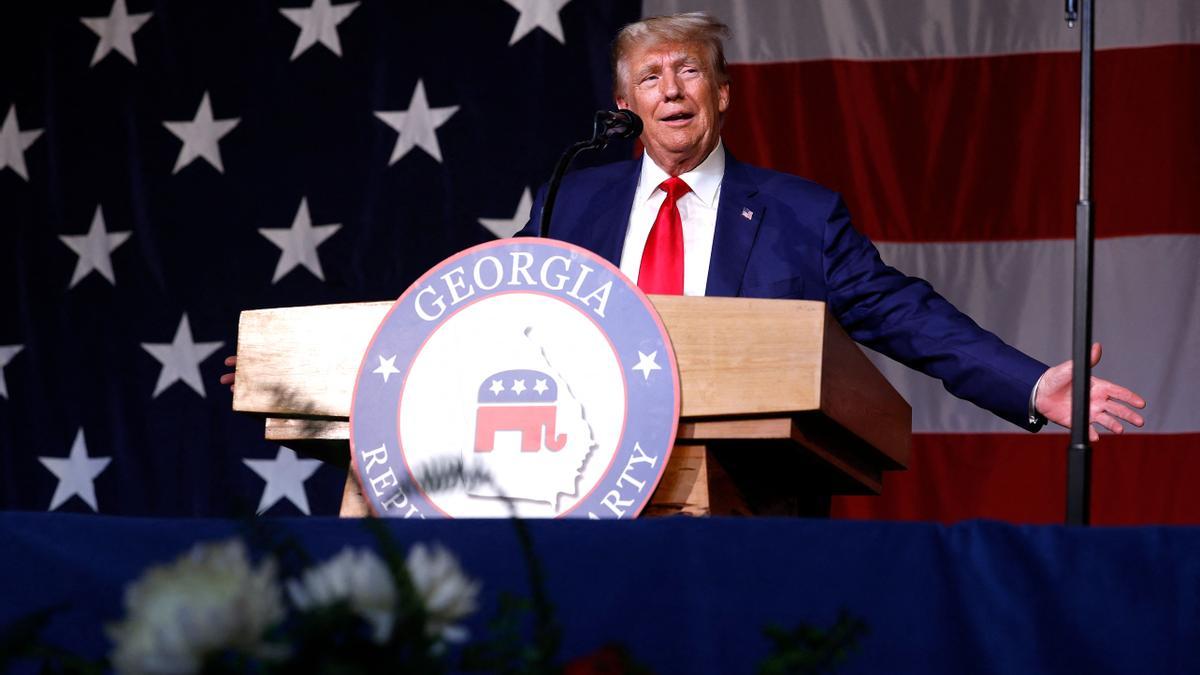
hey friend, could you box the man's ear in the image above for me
[717,82,730,114]
[615,96,629,110]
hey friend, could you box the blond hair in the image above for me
[611,12,731,96]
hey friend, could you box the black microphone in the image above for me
[593,109,643,144]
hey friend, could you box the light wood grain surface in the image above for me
[235,295,911,511]
[236,296,832,418]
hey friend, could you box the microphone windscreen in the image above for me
[611,109,643,138]
[598,109,642,140]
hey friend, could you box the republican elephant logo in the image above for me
[473,368,568,453]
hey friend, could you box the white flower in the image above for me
[286,547,397,643]
[106,539,285,675]
[406,542,480,644]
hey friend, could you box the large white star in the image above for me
[479,187,533,238]
[373,354,400,383]
[244,446,322,515]
[80,0,152,66]
[0,345,22,400]
[39,429,111,511]
[258,197,341,283]
[59,205,132,289]
[374,80,459,164]
[141,313,224,398]
[0,105,43,181]
[504,0,571,45]
[632,350,662,381]
[163,92,240,174]
[280,0,360,60]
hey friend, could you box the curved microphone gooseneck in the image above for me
[537,110,643,239]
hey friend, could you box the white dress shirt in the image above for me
[618,141,725,296]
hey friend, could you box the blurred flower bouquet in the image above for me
[105,534,479,675]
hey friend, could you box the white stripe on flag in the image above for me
[644,0,1200,62]
[867,234,1200,433]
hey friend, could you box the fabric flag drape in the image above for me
[0,1,641,516]
[4,0,1195,524]
[644,0,1199,523]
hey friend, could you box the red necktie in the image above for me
[638,176,691,295]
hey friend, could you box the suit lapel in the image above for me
[706,155,763,297]
[563,159,640,266]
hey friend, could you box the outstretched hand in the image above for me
[1035,342,1146,442]
[219,355,236,392]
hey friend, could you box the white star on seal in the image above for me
[374,80,459,164]
[39,429,111,511]
[479,187,533,238]
[0,345,21,399]
[243,446,322,515]
[511,378,527,395]
[163,92,240,174]
[279,0,360,60]
[59,205,132,289]
[258,197,341,283]
[80,0,152,66]
[532,378,549,395]
[503,0,570,45]
[489,379,505,395]
[373,354,400,383]
[0,105,43,181]
[632,350,662,381]
[141,313,224,398]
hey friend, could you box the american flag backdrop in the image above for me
[676,0,1200,524]
[2,0,1197,523]
[0,0,640,516]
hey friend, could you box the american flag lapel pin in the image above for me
[741,207,754,220]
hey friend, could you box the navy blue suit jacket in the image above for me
[522,155,1048,431]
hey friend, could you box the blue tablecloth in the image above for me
[2,513,1195,674]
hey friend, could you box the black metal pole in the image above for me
[1065,0,1095,526]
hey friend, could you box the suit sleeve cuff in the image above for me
[1028,372,1048,431]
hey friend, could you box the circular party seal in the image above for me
[349,239,679,519]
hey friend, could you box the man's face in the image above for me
[616,41,730,176]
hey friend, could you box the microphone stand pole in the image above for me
[1064,0,1095,526]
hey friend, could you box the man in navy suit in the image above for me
[523,12,1145,437]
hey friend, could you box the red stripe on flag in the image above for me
[724,45,1200,242]
[832,433,1200,524]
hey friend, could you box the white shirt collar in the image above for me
[635,140,725,207]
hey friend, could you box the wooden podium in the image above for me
[232,296,910,517]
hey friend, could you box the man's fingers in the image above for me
[1092,376,1146,407]
[1092,410,1125,435]
[219,373,234,386]
[1089,342,1102,367]
[1102,400,1145,427]
[1088,425,1100,442]
[224,355,237,367]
